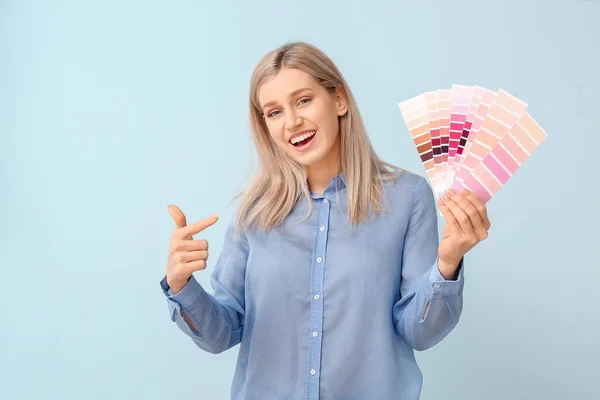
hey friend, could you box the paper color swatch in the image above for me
[398,86,547,206]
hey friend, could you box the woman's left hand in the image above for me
[437,188,491,280]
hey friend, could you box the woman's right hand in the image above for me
[166,204,219,294]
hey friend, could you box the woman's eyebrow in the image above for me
[262,87,313,109]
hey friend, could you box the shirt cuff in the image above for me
[428,257,465,297]
[159,275,207,321]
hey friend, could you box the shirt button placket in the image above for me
[306,196,330,399]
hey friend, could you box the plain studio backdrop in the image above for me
[1,0,599,399]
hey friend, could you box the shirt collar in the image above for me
[309,172,346,199]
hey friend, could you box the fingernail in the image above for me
[447,189,457,197]
[442,194,450,202]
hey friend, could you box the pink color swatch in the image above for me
[398,85,547,209]
[455,112,548,203]
[448,85,474,172]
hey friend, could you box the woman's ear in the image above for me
[335,88,349,117]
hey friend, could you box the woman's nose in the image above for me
[285,111,302,130]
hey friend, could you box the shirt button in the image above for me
[317,257,322,263]
[310,369,316,375]
[314,294,320,300]
[433,283,440,289]
[312,331,318,337]
[323,199,328,204]
[320,226,325,231]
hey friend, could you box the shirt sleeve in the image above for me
[392,176,465,351]
[159,215,249,354]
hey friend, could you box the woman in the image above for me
[160,41,490,400]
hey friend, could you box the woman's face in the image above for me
[258,67,348,168]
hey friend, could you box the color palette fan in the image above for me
[398,85,547,205]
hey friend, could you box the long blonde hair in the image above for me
[234,41,403,234]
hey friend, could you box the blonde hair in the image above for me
[234,41,403,234]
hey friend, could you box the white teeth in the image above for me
[290,131,316,145]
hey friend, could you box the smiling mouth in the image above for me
[290,130,316,147]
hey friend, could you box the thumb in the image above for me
[168,204,187,229]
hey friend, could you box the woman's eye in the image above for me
[266,99,310,118]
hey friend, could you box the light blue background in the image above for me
[2,0,599,399]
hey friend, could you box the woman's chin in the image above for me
[292,151,327,168]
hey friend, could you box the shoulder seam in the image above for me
[412,175,426,207]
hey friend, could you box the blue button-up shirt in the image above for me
[160,170,465,400]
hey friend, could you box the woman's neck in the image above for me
[307,168,339,195]
[306,138,341,195]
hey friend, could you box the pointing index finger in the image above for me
[180,213,219,238]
